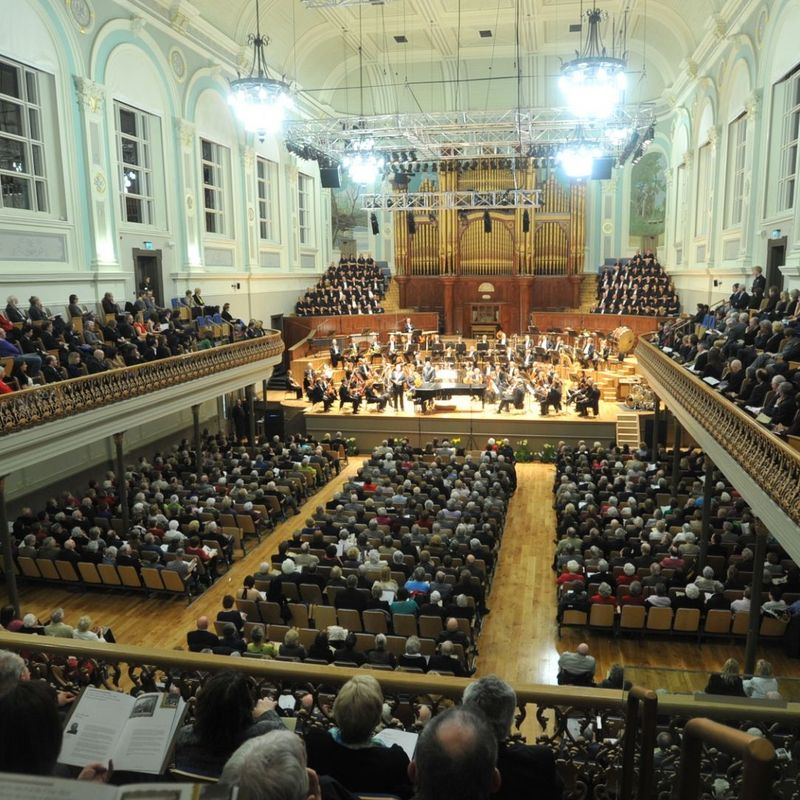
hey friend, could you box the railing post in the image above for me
[192,404,202,475]
[621,687,658,800]
[245,384,256,446]
[744,525,768,674]
[0,475,20,616]
[671,419,682,495]
[651,396,660,460]
[113,432,129,535]
[698,456,714,572]
[678,718,774,800]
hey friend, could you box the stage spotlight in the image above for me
[522,209,530,233]
[370,213,379,235]
[407,211,416,235]
[483,211,492,233]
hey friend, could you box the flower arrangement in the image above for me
[345,437,359,456]
[534,442,556,463]
[515,439,533,463]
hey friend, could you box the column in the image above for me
[192,404,202,474]
[245,385,256,445]
[441,276,456,334]
[698,456,714,572]
[744,524,768,674]
[242,145,257,271]
[651,396,660,460]
[113,433,129,534]
[671,420,682,495]
[705,124,721,266]
[0,476,19,616]
[177,119,202,269]
[737,90,762,268]
[74,78,119,269]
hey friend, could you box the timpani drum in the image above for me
[610,326,636,354]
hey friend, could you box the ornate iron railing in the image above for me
[0,333,284,436]
[636,336,800,528]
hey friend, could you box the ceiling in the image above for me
[186,0,719,117]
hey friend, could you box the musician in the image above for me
[540,378,563,416]
[364,378,389,411]
[496,329,508,349]
[403,334,415,363]
[498,378,525,414]
[421,359,436,383]
[329,338,342,367]
[390,364,406,410]
[345,339,359,364]
[403,317,414,334]
[368,334,381,355]
[477,334,489,353]
[309,374,335,412]
[455,335,467,356]
[575,380,601,417]
[286,372,303,400]
[339,370,363,414]
[579,338,596,368]
[387,333,398,363]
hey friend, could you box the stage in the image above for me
[280,394,624,451]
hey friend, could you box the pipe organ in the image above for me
[392,160,587,334]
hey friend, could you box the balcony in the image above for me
[0,333,284,478]
[635,336,800,561]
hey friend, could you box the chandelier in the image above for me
[559,3,627,120]
[343,134,383,185]
[558,127,602,179]
[229,0,293,141]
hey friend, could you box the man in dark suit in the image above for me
[428,640,470,676]
[329,338,342,367]
[115,543,141,573]
[187,616,220,652]
[334,574,367,612]
[59,539,82,566]
[750,266,766,308]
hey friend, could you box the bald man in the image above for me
[410,706,501,800]
[186,616,218,652]
[557,642,596,686]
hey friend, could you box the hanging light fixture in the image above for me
[559,2,627,120]
[343,7,383,186]
[558,127,601,179]
[229,0,293,141]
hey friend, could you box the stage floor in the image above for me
[273,393,627,451]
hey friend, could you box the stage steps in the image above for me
[616,412,641,449]
[383,278,401,312]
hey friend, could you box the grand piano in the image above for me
[412,382,486,409]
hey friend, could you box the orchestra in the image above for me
[297,329,620,417]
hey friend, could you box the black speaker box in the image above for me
[319,166,341,189]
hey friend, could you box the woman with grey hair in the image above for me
[462,675,563,800]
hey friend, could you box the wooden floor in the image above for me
[12,462,800,695]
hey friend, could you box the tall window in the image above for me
[724,113,747,228]
[256,157,277,241]
[777,68,800,212]
[115,103,155,225]
[695,143,711,238]
[0,56,47,212]
[201,138,227,235]
[298,173,313,245]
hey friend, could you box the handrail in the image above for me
[620,687,658,800]
[636,335,800,527]
[0,632,624,709]
[677,718,774,800]
[0,332,284,436]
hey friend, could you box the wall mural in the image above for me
[330,170,371,248]
[629,151,667,238]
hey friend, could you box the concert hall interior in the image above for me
[2,1,800,796]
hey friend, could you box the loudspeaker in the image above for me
[591,157,615,180]
[407,212,416,235]
[319,166,341,189]
[370,213,379,235]
[483,210,492,233]
[522,209,530,233]
[263,408,285,440]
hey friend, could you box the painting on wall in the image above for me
[330,170,373,248]
[629,151,667,238]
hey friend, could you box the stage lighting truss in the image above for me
[285,106,651,167]
[359,189,544,211]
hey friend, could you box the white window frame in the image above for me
[201,138,228,236]
[115,102,156,226]
[0,55,48,213]
[777,68,800,213]
[724,113,747,229]
[256,156,277,242]
[694,143,711,238]
[298,173,314,246]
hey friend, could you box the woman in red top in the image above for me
[590,582,617,605]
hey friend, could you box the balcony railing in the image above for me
[0,632,788,800]
[636,336,800,529]
[0,332,284,437]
